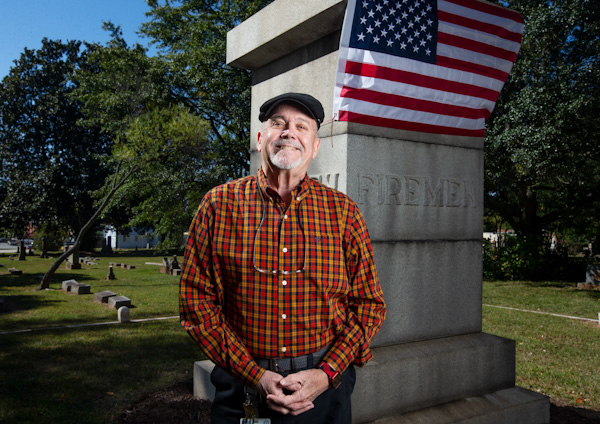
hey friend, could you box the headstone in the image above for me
[118,306,131,323]
[222,2,550,423]
[40,237,49,259]
[101,238,113,255]
[105,266,116,280]
[94,290,117,303]
[8,268,22,275]
[62,279,79,292]
[585,264,600,285]
[66,246,81,270]
[160,257,172,274]
[18,240,26,261]
[108,296,131,310]
[171,255,180,270]
[71,283,91,295]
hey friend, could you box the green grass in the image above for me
[0,251,202,424]
[1,253,599,422]
[483,280,600,410]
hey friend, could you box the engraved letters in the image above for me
[358,173,479,208]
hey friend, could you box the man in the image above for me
[180,93,386,423]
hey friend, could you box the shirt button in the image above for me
[281,347,287,353]
[282,280,287,286]
[281,314,287,319]
[296,197,300,201]
[282,247,288,253]
[283,214,288,219]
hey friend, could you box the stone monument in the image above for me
[192,0,552,422]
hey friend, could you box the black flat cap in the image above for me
[259,93,325,129]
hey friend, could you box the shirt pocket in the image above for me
[305,233,348,295]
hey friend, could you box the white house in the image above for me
[102,227,160,249]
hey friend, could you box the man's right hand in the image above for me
[256,369,286,398]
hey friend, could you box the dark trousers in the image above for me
[210,365,356,424]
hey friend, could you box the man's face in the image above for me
[257,103,321,176]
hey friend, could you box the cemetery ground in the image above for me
[0,253,598,424]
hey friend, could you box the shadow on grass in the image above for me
[0,294,66,314]
[0,320,201,424]
[0,272,96,289]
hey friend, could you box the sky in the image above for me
[0,0,155,79]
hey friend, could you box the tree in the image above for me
[141,0,273,181]
[0,39,111,245]
[71,23,217,252]
[484,0,600,274]
[38,104,210,289]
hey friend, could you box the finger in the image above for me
[289,403,315,416]
[266,397,314,415]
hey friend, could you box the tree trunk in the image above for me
[38,165,136,290]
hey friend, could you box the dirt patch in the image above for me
[119,384,600,424]
[118,383,210,424]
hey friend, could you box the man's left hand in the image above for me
[264,368,330,416]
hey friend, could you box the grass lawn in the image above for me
[1,252,599,422]
[483,280,600,411]
[0,251,202,424]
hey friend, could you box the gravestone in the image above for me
[118,306,131,323]
[66,246,81,270]
[108,296,131,310]
[585,264,600,286]
[211,0,551,422]
[18,240,26,261]
[39,237,49,258]
[94,290,117,303]
[62,279,79,292]
[105,265,116,280]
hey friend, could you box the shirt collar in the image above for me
[256,169,312,201]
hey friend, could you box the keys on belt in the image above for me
[241,389,270,424]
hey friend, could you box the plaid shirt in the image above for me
[180,170,386,386]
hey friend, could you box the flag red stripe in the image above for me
[439,10,523,44]
[437,32,518,63]
[436,55,509,81]
[345,61,500,102]
[340,86,490,120]
[338,110,485,137]
[444,0,524,24]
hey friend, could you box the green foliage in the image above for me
[141,0,274,180]
[0,39,111,241]
[70,29,214,251]
[107,105,214,252]
[485,0,600,245]
[483,235,583,281]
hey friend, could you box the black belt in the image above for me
[255,344,330,373]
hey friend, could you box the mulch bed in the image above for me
[119,383,600,423]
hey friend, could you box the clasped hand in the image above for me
[256,368,329,416]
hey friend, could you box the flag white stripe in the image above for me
[438,21,522,54]
[339,97,486,130]
[438,0,525,35]
[346,47,506,91]
[342,74,497,112]
[437,43,516,74]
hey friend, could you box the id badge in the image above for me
[240,419,271,424]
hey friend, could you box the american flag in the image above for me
[333,0,524,137]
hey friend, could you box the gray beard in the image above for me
[269,150,302,170]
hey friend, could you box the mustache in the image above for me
[273,140,303,150]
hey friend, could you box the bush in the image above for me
[482,235,584,281]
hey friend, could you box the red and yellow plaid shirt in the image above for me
[180,170,386,386]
